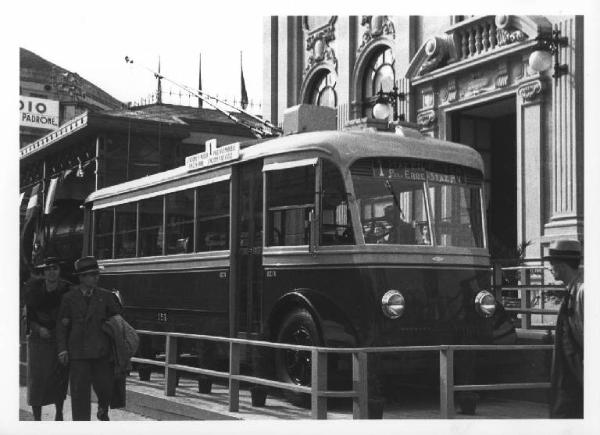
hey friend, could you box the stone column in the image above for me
[543,16,584,242]
[336,16,357,123]
[262,16,278,126]
[516,79,544,259]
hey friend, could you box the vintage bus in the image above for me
[83,126,513,404]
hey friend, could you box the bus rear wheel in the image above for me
[275,308,322,407]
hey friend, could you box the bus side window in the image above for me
[196,181,230,252]
[139,196,164,257]
[115,203,137,258]
[94,208,114,259]
[321,160,354,245]
[267,165,315,246]
[165,189,195,255]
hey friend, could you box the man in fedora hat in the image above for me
[56,256,121,421]
[24,257,71,420]
[545,240,584,418]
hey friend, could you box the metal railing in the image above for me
[131,330,553,419]
[492,260,568,331]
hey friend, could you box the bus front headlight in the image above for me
[475,290,496,318]
[381,290,406,319]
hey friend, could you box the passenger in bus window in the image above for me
[383,205,416,244]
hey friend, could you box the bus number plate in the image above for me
[266,270,277,278]
[157,312,168,322]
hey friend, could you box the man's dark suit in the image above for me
[56,286,121,420]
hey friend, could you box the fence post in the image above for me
[352,351,368,419]
[492,263,503,301]
[229,342,241,412]
[165,335,178,396]
[311,349,328,419]
[439,346,454,418]
[520,268,532,329]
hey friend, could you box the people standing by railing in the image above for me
[56,256,122,421]
[545,240,584,418]
[24,257,71,420]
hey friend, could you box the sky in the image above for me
[15,2,265,111]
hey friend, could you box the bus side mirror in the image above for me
[308,209,318,255]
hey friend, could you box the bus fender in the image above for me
[268,289,358,347]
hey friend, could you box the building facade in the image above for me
[263,15,584,261]
[20,48,123,147]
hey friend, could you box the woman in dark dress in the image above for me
[25,257,71,420]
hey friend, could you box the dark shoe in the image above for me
[97,408,110,421]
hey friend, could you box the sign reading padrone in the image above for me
[185,139,241,171]
[20,96,59,130]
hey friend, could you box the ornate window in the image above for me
[308,70,337,108]
[362,47,395,117]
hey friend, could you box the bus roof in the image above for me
[86,130,483,204]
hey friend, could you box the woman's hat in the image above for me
[36,257,61,269]
[73,256,103,275]
[543,240,582,261]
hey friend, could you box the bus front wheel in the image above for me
[275,308,322,407]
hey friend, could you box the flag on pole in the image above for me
[44,177,59,214]
[25,183,40,220]
[240,51,248,110]
[198,52,203,108]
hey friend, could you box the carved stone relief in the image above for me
[417,110,437,128]
[517,80,544,102]
[494,15,527,46]
[421,86,435,109]
[494,62,508,88]
[419,36,449,75]
[304,17,338,75]
[358,16,395,52]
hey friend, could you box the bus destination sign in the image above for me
[185,140,240,171]
[376,166,466,184]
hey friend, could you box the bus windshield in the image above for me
[351,158,484,248]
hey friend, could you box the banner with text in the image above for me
[20,96,59,130]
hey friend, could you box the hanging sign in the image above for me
[19,96,60,130]
[185,139,240,171]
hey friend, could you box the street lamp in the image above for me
[528,30,569,79]
[372,84,406,122]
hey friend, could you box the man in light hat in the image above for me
[56,256,121,421]
[545,240,583,418]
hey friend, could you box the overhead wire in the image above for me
[124,56,282,138]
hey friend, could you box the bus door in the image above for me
[234,160,263,336]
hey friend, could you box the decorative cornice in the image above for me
[517,80,543,101]
[358,16,395,53]
[406,15,552,82]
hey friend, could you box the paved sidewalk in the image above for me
[19,386,153,421]
[19,373,550,421]
[124,372,550,420]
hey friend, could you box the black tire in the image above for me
[274,308,322,407]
